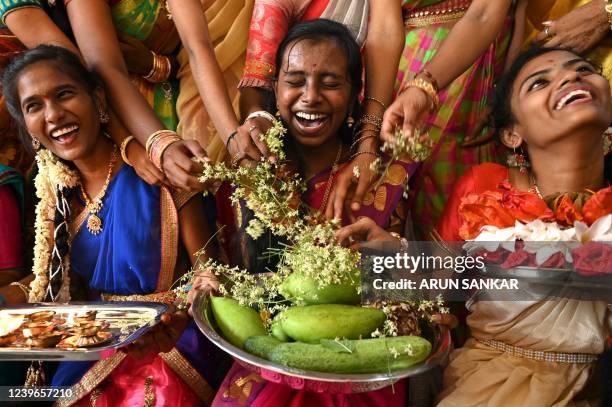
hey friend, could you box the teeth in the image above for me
[555,90,591,110]
[51,124,78,138]
[295,112,326,121]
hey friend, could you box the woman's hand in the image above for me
[335,216,396,248]
[431,313,459,330]
[534,1,609,54]
[118,34,154,76]
[162,140,211,191]
[229,117,275,164]
[324,153,378,220]
[186,270,220,307]
[123,310,190,359]
[381,86,432,144]
[126,141,166,185]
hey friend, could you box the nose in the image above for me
[44,100,66,123]
[558,67,581,89]
[300,79,322,105]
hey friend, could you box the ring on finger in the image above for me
[231,153,245,168]
[544,25,554,40]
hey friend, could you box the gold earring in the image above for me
[346,115,355,128]
[31,136,41,150]
[99,110,110,124]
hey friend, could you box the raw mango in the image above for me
[210,296,266,349]
[278,304,385,343]
[269,336,432,373]
[280,273,360,305]
[270,321,290,342]
[244,335,283,359]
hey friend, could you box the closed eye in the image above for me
[527,78,549,92]
[24,102,41,114]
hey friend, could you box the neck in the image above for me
[73,135,117,195]
[294,136,343,179]
[528,137,605,196]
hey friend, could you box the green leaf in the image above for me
[320,339,355,354]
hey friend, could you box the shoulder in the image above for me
[0,0,44,27]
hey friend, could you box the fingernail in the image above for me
[351,202,360,211]
[542,21,552,26]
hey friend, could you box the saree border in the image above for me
[157,186,179,291]
[160,348,215,404]
[54,352,127,407]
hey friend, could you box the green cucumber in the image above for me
[280,273,360,305]
[278,304,385,343]
[270,320,291,342]
[210,296,266,349]
[269,336,432,373]
[244,335,283,359]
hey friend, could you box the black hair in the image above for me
[274,18,363,146]
[2,44,103,152]
[2,45,103,301]
[491,46,586,137]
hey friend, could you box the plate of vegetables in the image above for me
[192,284,451,394]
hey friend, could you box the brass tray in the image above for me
[0,302,167,361]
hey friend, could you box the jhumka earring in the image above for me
[507,147,530,173]
[346,115,355,128]
[31,136,41,150]
[604,127,612,155]
[99,109,110,124]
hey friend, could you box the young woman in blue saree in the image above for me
[2,45,230,406]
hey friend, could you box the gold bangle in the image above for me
[10,282,30,299]
[120,135,136,167]
[146,129,175,155]
[143,51,171,83]
[357,114,383,130]
[399,77,440,112]
[364,96,387,110]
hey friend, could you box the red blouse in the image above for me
[0,185,23,270]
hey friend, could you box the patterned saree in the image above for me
[397,0,513,239]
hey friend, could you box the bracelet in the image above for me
[146,130,181,171]
[120,135,136,167]
[364,96,387,110]
[226,130,238,151]
[351,134,378,151]
[351,150,379,159]
[399,77,440,112]
[606,1,612,30]
[357,114,383,130]
[246,111,276,123]
[10,282,30,299]
[417,68,439,93]
[143,51,171,83]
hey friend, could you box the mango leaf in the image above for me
[320,339,355,354]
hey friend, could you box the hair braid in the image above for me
[45,186,73,302]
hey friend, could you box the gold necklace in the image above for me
[319,144,343,214]
[79,145,118,235]
[529,172,544,199]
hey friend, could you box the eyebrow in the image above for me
[520,58,585,90]
[21,84,76,107]
[283,70,346,81]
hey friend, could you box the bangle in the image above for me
[351,134,378,151]
[120,136,136,167]
[417,68,439,93]
[146,130,181,171]
[357,114,382,130]
[364,96,387,110]
[606,1,612,30]
[143,51,171,83]
[10,282,30,299]
[246,111,276,123]
[399,77,440,112]
[226,130,238,151]
[351,150,379,159]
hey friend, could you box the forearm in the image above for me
[239,87,271,120]
[184,41,240,143]
[424,0,512,89]
[0,274,34,304]
[4,8,78,54]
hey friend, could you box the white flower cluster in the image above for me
[463,215,612,266]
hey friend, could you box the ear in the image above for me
[500,127,524,150]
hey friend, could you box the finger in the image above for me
[351,172,372,212]
[381,109,402,143]
[242,144,263,163]
[334,217,373,244]
[182,139,209,163]
[543,36,562,49]
[324,185,337,220]
[248,127,273,160]
[431,314,458,329]
[331,175,352,221]
[402,106,419,138]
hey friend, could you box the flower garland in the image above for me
[29,149,79,302]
